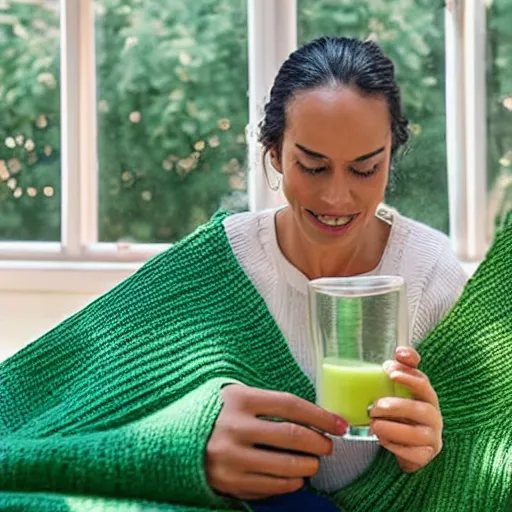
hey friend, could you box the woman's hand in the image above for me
[206,384,348,501]
[369,347,443,473]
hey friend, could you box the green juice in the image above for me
[320,357,412,427]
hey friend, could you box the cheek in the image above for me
[362,165,389,202]
[371,172,388,193]
[377,168,390,194]
[281,175,302,205]
[282,166,314,204]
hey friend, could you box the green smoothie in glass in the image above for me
[308,275,411,440]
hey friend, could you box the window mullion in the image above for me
[60,0,81,256]
[463,0,488,260]
[444,0,469,260]
[79,0,99,247]
[247,0,296,212]
[60,0,97,257]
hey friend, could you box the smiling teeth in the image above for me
[316,214,353,227]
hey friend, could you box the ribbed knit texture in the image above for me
[224,205,468,491]
[0,209,511,511]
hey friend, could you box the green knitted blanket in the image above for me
[1,211,511,512]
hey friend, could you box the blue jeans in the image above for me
[249,487,339,512]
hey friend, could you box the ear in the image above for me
[269,148,282,173]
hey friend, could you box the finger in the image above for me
[370,419,435,447]
[369,397,442,429]
[242,446,320,479]
[383,360,423,379]
[377,440,436,471]
[246,418,333,457]
[387,368,439,408]
[221,473,305,501]
[240,388,347,436]
[394,347,421,368]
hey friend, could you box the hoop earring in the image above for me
[262,151,282,191]
[268,174,282,191]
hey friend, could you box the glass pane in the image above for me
[0,0,61,241]
[486,0,512,239]
[95,0,249,243]
[299,1,449,233]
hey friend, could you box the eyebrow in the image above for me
[295,143,385,163]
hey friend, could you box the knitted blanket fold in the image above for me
[0,210,511,512]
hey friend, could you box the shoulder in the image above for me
[388,209,463,281]
[223,208,270,231]
[394,211,452,255]
[222,208,280,288]
[222,208,277,251]
[387,210,469,342]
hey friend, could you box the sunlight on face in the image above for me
[271,86,392,248]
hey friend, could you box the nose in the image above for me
[319,169,356,210]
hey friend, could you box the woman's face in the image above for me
[270,86,392,250]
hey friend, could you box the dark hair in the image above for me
[259,36,410,162]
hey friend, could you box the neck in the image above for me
[275,207,389,280]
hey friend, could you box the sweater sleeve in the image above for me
[0,377,239,510]
[411,249,469,345]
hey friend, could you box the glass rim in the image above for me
[308,275,404,297]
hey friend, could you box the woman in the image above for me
[0,37,510,512]
[206,36,467,500]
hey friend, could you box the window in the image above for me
[94,0,249,243]
[0,0,60,242]
[0,0,503,291]
[486,0,512,236]
[298,0,449,233]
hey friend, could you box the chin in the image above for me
[311,229,355,246]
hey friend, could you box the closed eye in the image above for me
[349,163,379,178]
[297,161,328,175]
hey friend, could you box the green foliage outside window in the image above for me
[0,2,60,241]
[0,0,510,242]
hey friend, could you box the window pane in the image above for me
[95,0,249,243]
[298,1,449,233]
[486,0,512,239]
[0,1,60,241]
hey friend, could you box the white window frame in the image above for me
[0,0,487,293]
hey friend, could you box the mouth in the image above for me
[305,209,358,229]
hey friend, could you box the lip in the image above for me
[305,209,359,235]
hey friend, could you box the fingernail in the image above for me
[383,360,394,371]
[367,403,375,417]
[397,348,408,358]
[336,417,348,435]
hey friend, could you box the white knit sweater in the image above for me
[223,204,468,492]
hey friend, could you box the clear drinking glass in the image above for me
[308,276,410,440]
